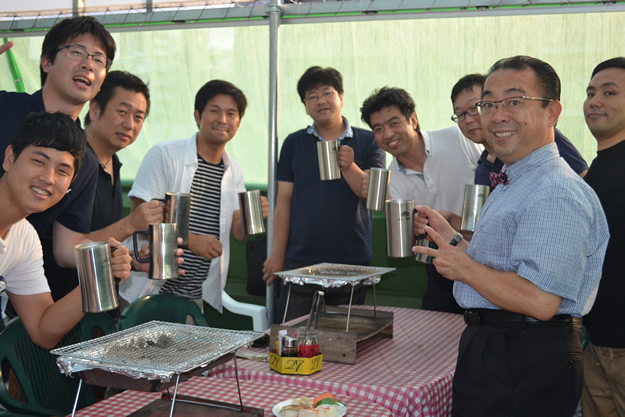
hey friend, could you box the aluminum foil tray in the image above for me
[276,263,395,288]
[52,321,264,380]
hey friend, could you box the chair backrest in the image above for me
[118,294,209,330]
[0,313,117,417]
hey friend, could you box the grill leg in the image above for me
[71,378,83,417]
[234,354,244,411]
[168,373,181,417]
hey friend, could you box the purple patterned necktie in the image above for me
[489,171,509,188]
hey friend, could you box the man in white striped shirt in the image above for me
[123,80,268,314]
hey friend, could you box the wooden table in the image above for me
[210,306,466,417]
[69,376,392,416]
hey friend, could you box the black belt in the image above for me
[464,309,580,327]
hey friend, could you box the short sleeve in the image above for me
[277,135,295,183]
[4,221,49,296]
[129,145,170,202]
[362,131,386,170]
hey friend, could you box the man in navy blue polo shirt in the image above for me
[262,66,385,321]
[0,17,128,302]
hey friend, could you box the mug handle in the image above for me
[132,231,150,263]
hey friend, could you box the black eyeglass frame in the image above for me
[54,45,112,70]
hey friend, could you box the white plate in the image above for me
[272,399,347,416]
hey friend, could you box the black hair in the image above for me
[591,57,625,79]
[40,16,116,86]
[297,66,344,103]
[451,74,487,105]
[84,71,150,126]
[11,112,87,174]
[194,80,247,118]
[486,55,560,107]
[360,87,420,133]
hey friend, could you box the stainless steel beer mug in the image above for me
[317,140,341,181]
[366,168,391,211]
[414,234,438,264]
[75,241,118,313]
[133,223,179,280]
[239,190,265,235]
[385,199,415,258]
[460,184,491,232]
[164,192,190,246]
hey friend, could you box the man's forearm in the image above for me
[342,164,366,199]
[87,216,135,243]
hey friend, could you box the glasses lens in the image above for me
[477,102,494,115]
[451,114,460,123]
[67,46,86,60]
[467,105,479,116]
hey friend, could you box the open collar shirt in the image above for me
[307,116,353,144]
[454,143,609,317]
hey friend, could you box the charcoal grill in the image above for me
[52,321,264,416]
[276,263,395,330]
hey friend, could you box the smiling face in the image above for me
[304,84,344,126]
[2,145,75,216]
[584,67,625,150]
[369,106,419,159]
[41,33,108,107]
[480,69,560,166]
[87,87,147,153]
[454,85,484,145]
[194,94,241,148]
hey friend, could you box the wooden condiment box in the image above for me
[269,351,323,375]
[270,306,393,365]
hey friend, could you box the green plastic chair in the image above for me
[119,294,209,330]
[0,313,117,416]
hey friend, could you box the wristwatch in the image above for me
[449,232,463,247]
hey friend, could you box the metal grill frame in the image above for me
[51,321,264,374]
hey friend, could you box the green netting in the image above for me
[1,11,624,184]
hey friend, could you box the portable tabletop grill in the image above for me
[276,263,395,330]
[52,321,265,416]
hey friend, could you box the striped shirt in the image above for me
[161,155,224,298]
[454,143,609,317]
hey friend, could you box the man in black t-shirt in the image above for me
[581,57,625,417]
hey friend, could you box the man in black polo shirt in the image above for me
[44,71,164,302]
[0,17,130,302]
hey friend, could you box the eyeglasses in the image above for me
[305,90,337,104]
[476,96,553,115]
[451,105,479,123]
[55,45,111,70]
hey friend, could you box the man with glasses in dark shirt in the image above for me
[0,17,128,304]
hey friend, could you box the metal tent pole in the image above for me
[266,0,283,326]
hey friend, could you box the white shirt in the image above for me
[388,126,483,215]
[0,219,49,319]
[120,134,246,312]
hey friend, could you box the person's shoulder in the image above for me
[284,128,309,140]
[424,125,464,141]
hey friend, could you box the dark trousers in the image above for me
[421,264,464,314]
[453,312,583,417]
[278,259,368,323]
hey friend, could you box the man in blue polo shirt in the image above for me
[262,66,385,321]
[0,17,129,302]
[414,56,609,416]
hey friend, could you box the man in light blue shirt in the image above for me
[413,56,609,417]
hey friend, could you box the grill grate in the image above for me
[51,321,263,374]
[276,263,395,287]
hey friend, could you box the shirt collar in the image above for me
[504,142,560,183]
[307,116,353,144]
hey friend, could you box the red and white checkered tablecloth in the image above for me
[210,306,466,417]
[70,376,391,416]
